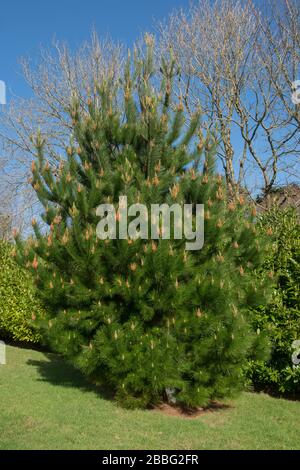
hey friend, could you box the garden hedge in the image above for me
[246,207,300,395]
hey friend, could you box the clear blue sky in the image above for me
[1,0,190,99]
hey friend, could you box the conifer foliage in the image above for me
[15,38,272,408]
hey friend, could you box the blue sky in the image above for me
[1,0,190,99]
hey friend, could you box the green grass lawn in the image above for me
[0,345,299,450]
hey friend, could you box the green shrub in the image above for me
[0,240,43,343]
[247,207,300,395]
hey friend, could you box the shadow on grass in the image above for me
[27,353,114,401]
[26,353,232,416]
[5,339,49,353]
[252,383,300,402]
[26,353,232,417]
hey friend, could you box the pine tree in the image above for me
[15,37,273,408]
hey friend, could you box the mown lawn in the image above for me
[0,345,299,450]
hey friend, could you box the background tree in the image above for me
[0,32,124,227]
[158,0,300,197]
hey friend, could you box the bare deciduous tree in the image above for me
[0,33,124,231]
[158,0,300,196]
